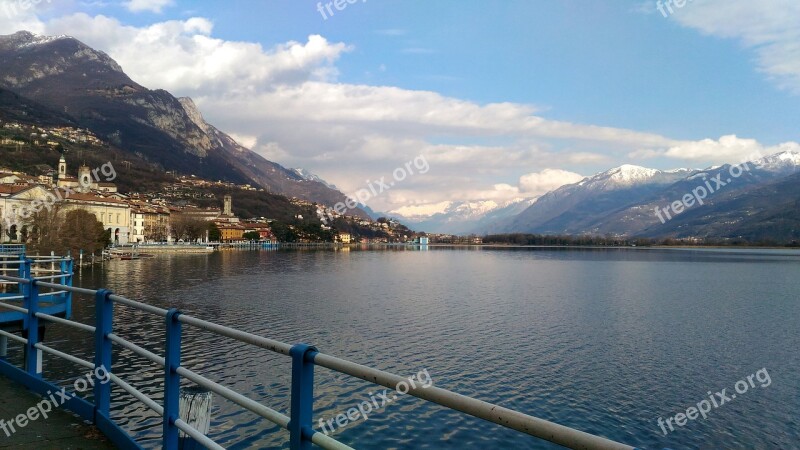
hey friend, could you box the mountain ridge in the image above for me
[482,151,800,240]
[0,30,367,217]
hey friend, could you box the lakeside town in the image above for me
[0,120,486,251]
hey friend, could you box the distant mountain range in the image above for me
[0,31,366,217]
[384,152,800,242]
[387,198,537,234]
[482,152,800,242]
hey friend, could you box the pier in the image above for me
[0,247,636,450]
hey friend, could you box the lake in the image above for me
[23,246,800,449]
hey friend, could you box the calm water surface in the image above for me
[17,247,800,449]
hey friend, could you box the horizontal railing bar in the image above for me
[0,329,27,345]
[36,281,97,295]
[313,353,634,450]
[35,281,97,296]
[177,315,292,356]
[35,343,94,370]
[108,294,169,317]
[33,275,69,281]
[175,366,290,428]
[30,269,67,273]
[36,312,96,333]
[0,301,28,313]
[108,373,164,416]
[311,430,356,450]
[0,275,29,284]
[38,290,68,298]
[108,333,165,367]
[174,419,226,450]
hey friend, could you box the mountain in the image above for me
[489,165,696,234]
[0,86,77,125]
[487,151,800,241]
[638,153,800,242]
[292,168,339,191]
[390,198,537,234]
[0,31,365,216]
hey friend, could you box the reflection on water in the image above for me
[17,247,800,449]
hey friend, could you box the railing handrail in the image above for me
[0,262,636,450]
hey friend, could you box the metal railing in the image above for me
[0,256,636,450]
[0,244,26,255]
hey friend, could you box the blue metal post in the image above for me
[17,253,25,295]
[22,259,41,377]
[289,343,318,450]
[164,308,183,449]
[94,289,113,417]
[63,258,74,319]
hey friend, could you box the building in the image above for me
[242,222,274,240]
[60,192,131,245]
[216,222,245,242]
[337,232,352,244]
[56,155,118,193]
[130,204,171,243]
[0,186,131,245]
[179,206,223,222]
[0,185,52,242]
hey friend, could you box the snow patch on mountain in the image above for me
[293,168,339,190]
[390,198,538,234]
[752,149,800,173]
[579,164,695,191]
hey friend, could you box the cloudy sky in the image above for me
[2,0,799,213]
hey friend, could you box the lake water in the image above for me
[20,247,800,449]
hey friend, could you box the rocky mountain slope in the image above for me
[0,31,363,215]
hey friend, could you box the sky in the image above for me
[1,0,799,214]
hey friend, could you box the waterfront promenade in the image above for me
[0,374,113,448]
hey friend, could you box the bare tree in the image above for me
[170,215,207,242]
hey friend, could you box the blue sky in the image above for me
[4,0,800,213]
[100,0,798,143]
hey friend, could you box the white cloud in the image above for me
[653,134,800,164]
[519,169,585,195]
[664,135,764,161]
[228,133,258,149]
[0,13,679,211]
[3,8,796,212]
[673,0,800,93]
[123,0,174,13]
[43,14,350,96]
[566,152,609,164]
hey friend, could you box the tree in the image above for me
[61,209,108,256]
[170,215,208,242]
[243,231,260,241]
[28,206,107,255]
[28,202,66,253]
[208,222,221,242]
[145,222,168,242]
[270,221,298,242]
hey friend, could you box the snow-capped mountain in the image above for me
[574,164,696,191]
[485,148,800,237]
[485,164,698,234]
[293,168,339,191]
[751,149,800,175]
[389,198,537,234]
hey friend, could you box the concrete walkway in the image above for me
[0,374,116,449]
